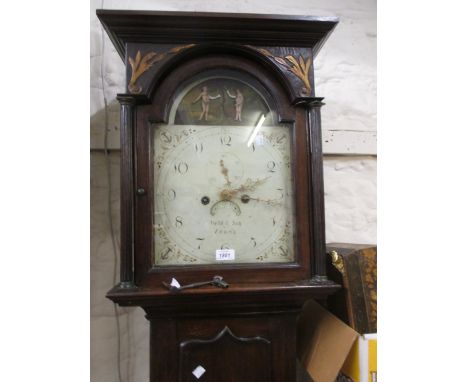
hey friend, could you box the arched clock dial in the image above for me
[152,76,297,266]
[153,123,296,265]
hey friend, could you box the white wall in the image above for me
[90,1,376,381]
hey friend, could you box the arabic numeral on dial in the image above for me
[250,237,257,247]
[251,143,256,152]
[167,189,176,201]
[174,162,189,174]
[160,131,172,144]
[195,143,204,153]
[196,237,205,250]
[220,135,232,146]
[279,246,288,257]
[161,247,173,260]
[276,134,286,144]
[175,216,183,228]
[267,161,276,172]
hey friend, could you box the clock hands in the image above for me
[219,158,270,192]
[219,159,231,187]
[210,158,280,216]
[219,176,271,203]
[211,159,279,215]
[231,176,271,194]
[219,175,271,201]
[209,192,280,216]
[240,194,283,206]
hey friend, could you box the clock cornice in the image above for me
[96,9,339,61]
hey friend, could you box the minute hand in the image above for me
[232,176,270,193]
[220,176,270,200]
[245,196,283,206]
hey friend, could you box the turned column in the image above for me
[295,97,329,282]
[116,94,137,288]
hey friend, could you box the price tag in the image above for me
[192,365,206,379]
[216,249,235,261]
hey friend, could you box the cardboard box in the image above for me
[340,333,377,382]
[297,299,359,382]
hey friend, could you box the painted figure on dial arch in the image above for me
[226,88,244,121]
[192,86,221,121]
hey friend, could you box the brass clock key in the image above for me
[162,275,229,292]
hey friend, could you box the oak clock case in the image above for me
[98,9,340,382]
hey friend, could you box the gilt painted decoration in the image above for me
[247,46,313,96]
[127,44,195,93]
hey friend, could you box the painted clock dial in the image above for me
[153,76,296,265]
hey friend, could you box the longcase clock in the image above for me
[97,10,340,382]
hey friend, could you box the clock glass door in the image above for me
[152,71,296,266]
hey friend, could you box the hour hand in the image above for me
[219,159,231,187]
[232,176,270,193]
[219,176,270,202]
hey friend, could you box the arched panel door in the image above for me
[134,55,312,286]
[179,327,271,382]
